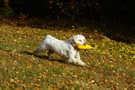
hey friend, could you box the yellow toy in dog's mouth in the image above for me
[77,44,93,49]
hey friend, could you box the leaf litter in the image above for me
[0,22,135,89]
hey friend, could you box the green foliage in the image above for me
[2,5,14,17]
[8,0,135,24]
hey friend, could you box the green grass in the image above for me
[0,19,135,89]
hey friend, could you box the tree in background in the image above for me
[0,0,14,17]
[2,0,134,24]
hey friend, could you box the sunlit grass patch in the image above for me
[0,23,135,89]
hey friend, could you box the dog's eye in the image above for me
[78,40,82,42]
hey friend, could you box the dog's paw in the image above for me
[78,62,88,67]
[68,59,73,63]
[83,63,88,67]
[33,51,38,55]
[48,56,53,60]
[82,63,88,67]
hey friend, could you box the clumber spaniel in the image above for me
[34,34,87,66]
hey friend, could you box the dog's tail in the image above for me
[46,35,52,38]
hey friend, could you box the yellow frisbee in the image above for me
[77,44,93,49]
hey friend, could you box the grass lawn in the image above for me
[0,18,135,89]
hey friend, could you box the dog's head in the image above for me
[69,34,86,47]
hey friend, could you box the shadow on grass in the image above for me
[97,22,135,44]
[2,16,135,44]
[22,51,89,68]
[22,51,66,64]
[21,18,135,43]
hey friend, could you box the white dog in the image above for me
[34,34,87,66]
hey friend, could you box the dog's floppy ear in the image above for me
[69,35,77,47]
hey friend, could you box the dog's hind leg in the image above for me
[47,50,54,60]
[34,48,42,55]
[34,42,48,55]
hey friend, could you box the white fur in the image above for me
[34,34,87,66]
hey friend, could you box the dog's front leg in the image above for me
[68,52,87,66]
[76,51,87,66]
[76,51,81,60]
